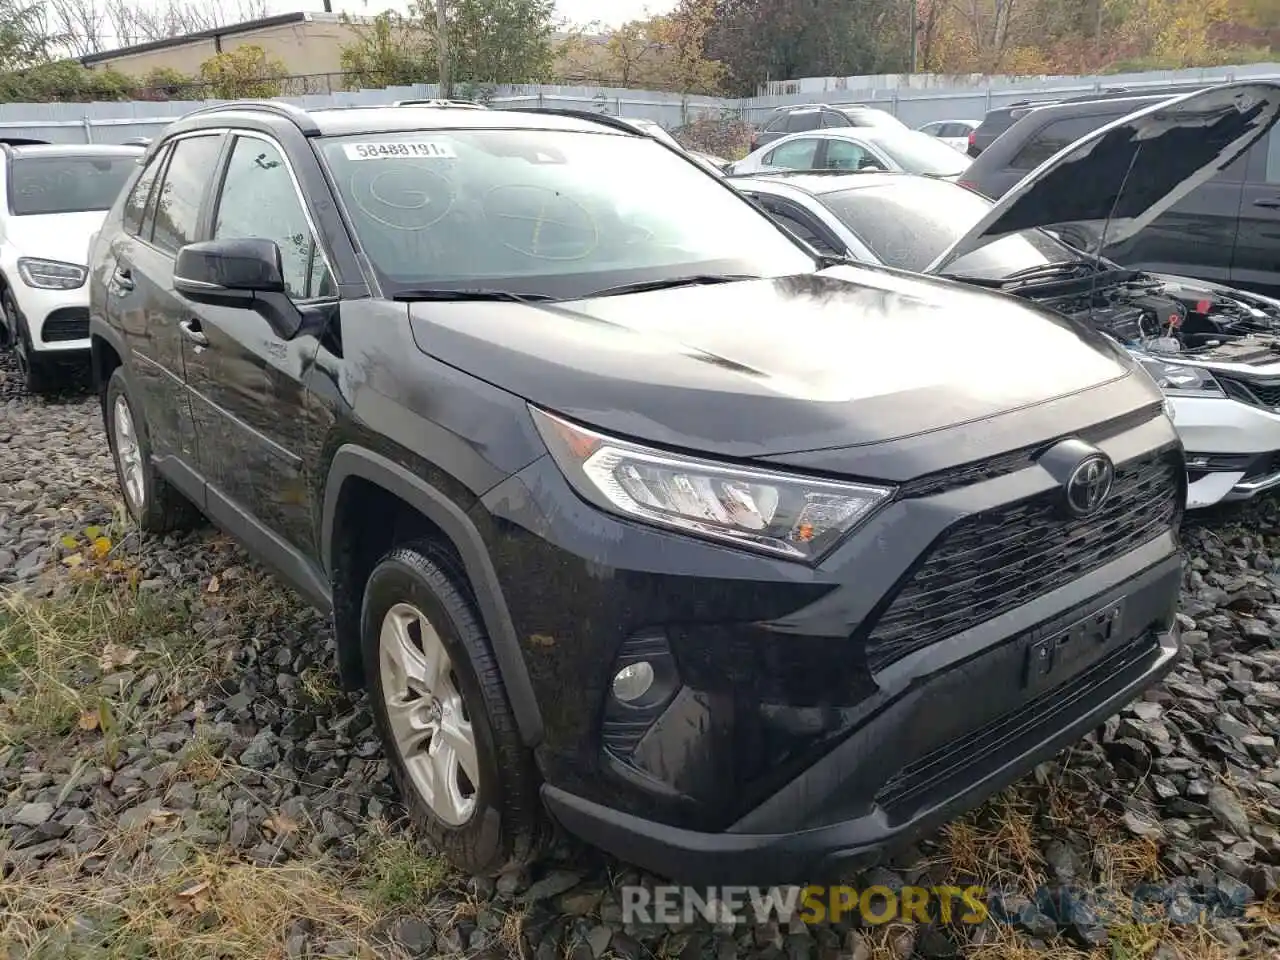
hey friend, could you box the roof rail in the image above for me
[514,107,657,137]
[392,98,487,109]
[176,99,320,136]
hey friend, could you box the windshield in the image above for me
[8,155,139,216]
[319,129,814,297]
[869,132,968,177]
[818,177,1074,276]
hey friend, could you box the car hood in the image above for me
[930,82,1280,274]
[3,210,109,265]
[407,266,1137,460]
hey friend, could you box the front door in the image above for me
[180,132,338,559]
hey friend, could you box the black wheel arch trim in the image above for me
[88,316,130,397]
[322,444,544,747]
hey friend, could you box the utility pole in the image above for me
[908,0,918,73]
[435,0,452,98]
[322,0,331,11]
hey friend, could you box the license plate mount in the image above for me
[1023,600,1125,692]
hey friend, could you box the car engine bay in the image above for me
[1022,271,1280,366]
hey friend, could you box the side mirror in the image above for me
[174,238,285,302]
[174,238,302,340]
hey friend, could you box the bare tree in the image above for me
[104,0,270,47]
[47,0,108,55]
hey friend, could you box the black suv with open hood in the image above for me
[88,100,1183,883]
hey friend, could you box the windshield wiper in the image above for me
[390,287,556,303]
[997,258,1104,286]
[584,274,760,299]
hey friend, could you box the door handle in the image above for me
[179,318,209,347]
[1254,197,1280,209]
[112,266,134,291]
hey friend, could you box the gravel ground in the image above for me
[0,351,1278,960]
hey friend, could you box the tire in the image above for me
[0,287,12,352]
[10,292,55,395]
[104,367,201,534]
[362,543,544,875]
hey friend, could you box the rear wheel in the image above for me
[362,544,544,875]
[104,367,201,533]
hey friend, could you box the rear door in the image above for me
[107,134,224,477]
[761,138,822,171]
[1231,126,1280,295]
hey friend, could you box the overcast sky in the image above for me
[282,0,677,27]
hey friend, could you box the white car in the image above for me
[0,142,142,393]
[731,81,1280,510]
[916,119,980,152]
[727,127,969,180]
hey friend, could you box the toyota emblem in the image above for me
[1064,455,1115,517]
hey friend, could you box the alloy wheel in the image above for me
[113,396,145,514]
[378,601,479,826]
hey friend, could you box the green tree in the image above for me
[339,10,435,89]
[136,66,200,100]
[446,0,556,84]
[198,44,287,99]
[0,60,136,102]
[0,0,54,72]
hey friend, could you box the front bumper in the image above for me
[542,551,1182,884]
[1167,395,1280,507]
[10,281,90,354]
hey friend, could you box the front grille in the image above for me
[874,630,1158,815]
[1217,374,1280,410]
[41,307,89,343]
[863,448,1182,671]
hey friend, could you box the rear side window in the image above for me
[764,139,820,170]
[123,148,167,236]
[822,111,851,128]
[788,112,821,132]
[1011,114,1123,169]
[764,115,789,132]
[151,135,224,254]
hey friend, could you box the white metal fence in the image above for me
[3,60,1280,144]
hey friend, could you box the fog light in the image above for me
[612,661,655,703]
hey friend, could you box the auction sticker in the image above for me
[343,141,457,160]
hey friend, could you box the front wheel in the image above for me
[362,544,544,875]
[10,293,55,395]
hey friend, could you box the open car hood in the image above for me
[928,82,1280,274]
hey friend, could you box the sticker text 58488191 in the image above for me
[343,141,457,161]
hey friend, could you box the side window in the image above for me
[123,147,167,237]
[821,111,851,128]
[152,135,224,254]
[788,112,821,132]
[824,139,882,171]
[213,136,334,301]
[1011,114,1121,170]
[921,122,942,136]
[764,115,789,133]
[764,138,820,170]
[761,198,840,255]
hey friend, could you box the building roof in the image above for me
[79,11,354,67]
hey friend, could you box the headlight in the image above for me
[531,407,894,561]
[17,258,87,290]
[1134,355,1222,394]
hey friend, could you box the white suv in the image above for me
[0,143,142,392]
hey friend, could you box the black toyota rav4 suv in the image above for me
[88,100,1184,884]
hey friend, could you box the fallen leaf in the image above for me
[77,709,100,732]
[84,525,102,540]
[148,809,178,826]
[177,880,210,899]
[60,535,79,551]
[206,575,220,594]
[99,643,140,672]
[92,537,112,559]
[263,813,299,836]
[61,554,84,568]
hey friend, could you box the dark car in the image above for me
[960,83,1280,295]
[750,103,906,152]
[89,99,1184,884]
[965,83,1210,158]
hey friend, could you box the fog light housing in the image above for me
[612,661,655,703]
